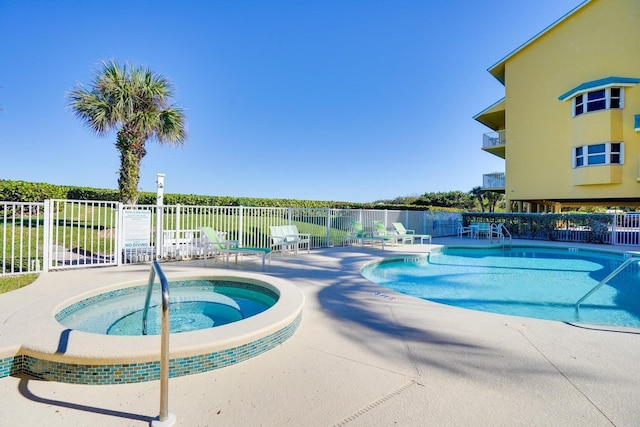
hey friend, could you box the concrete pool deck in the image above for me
[1,238,640,426]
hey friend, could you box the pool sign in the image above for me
[123,210,151,248]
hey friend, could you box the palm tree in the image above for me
[68,60,186,204]
[470,186,485,212]
[485,191,504,213]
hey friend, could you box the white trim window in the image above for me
[573,87,623,116]
[573,142,623,168]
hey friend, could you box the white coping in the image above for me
[1,268,304,365]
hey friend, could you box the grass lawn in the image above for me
[0,274,38,294]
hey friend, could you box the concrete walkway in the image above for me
[1,239,639,426]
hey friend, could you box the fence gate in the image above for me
[45,200,119,272]
[1,201,45,275]
[610,213,640,246]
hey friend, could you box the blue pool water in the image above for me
[361,246,640,328]
[56,279,278,335]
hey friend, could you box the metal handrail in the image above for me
[143,260,175,425]
[490,223,512,247]
[501,224,512,248]
[576,257,638,309]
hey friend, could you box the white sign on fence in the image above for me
[123,210,152,248]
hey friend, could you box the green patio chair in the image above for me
[346,220,389,249]
[201,226,271,268]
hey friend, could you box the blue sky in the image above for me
[0,0,584,203]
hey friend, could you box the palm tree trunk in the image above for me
[116,130,146,205]
[118,149,140,204]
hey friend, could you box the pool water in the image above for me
[361,246,640,328]
[57,280,278,335]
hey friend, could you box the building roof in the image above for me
[473,98,505,130]
[487,0,592,85]
[558,76,640,100]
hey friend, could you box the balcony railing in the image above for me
[482,172,505,190]
[483,130,506,148]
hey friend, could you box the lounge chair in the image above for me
[201,226,271,268]
[269,225,310,256]
[345,220,389,249]
[373,221,409,245]
[391,222,432,244]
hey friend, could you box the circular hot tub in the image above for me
[18,272,304,384]
[56,278,278,335]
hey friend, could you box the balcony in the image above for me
[482,172,505,192]
[482,130,506,159]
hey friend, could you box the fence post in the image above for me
[238,206,244,247]
[423,211,427,236]
[175,204,181,256]
[116,203,123,267]
[326,208,331,247]
[155,207,163,261]
[42,200,52,273]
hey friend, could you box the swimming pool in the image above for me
[361,246,640,328]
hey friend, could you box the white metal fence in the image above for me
[121,205,462,265]
[610,213,640,245]
[6,200,640,277]
[47,199,119,270]
[0,200,463,276]
[1,201,45,275]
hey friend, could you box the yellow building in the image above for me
[475,0,640,212]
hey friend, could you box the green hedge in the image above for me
[0,179,439,211]
[0,180,69,202]
[462,212,614,243]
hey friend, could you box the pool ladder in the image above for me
[490,223,512,248]
[143,261,176,426]
[575,257,639,310]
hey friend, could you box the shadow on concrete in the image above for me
[18,378,154,424]
[260,247,508,376]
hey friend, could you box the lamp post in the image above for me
[156,174,165,259]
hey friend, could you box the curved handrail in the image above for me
[576,257,638,309]
[490,223,512,247]
[142,261,169,336]
[143,260,174,425]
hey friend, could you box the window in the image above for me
[573,87,624,116]
[573,142,623,168]
[575,146,584,167]
[610,88,621,108]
